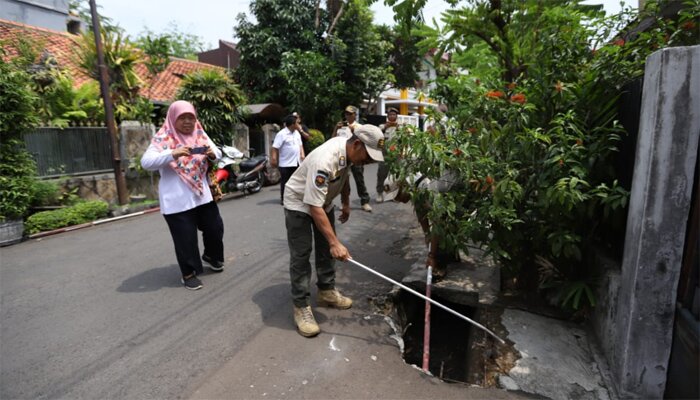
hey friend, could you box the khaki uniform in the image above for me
[283,137,351,307]
[284,137,351,214]
[333,121,370,205]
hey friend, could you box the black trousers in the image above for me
[279,166,298,202]
[285,208,336,307]
[163,201,224,277]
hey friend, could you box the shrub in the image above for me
[0,53,39,221]
[30,180,61,207]
[25,200,109,234]
[306,129,325,154]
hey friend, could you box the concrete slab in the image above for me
[401,246,499,307]
[501,309,612,400]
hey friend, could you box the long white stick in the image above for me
[347,259,506,344]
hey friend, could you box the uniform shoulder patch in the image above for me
[339,155,346,167]
[314,170,329,188]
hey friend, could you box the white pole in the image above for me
[346,259,505,344]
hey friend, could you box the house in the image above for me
[0,0,80,33]
[197,39,240,71]
[0,18,224,105]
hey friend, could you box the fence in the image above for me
[23,127,113,178]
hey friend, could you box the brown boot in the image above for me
[317,289,353,309]
[293,306,320,337]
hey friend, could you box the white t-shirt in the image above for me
[272,127,303,167]
[140,137,222,215]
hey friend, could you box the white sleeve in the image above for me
[272,132,283,149]
[140,143,174,171]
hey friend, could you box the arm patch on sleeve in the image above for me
[314,170,329,188]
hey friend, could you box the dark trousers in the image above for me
[285,208,336,307]
[279,166,298,202]
[351,165,370,205]
[376,161,389,194]
[164,201,224,277]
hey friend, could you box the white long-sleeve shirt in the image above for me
[141,138,222,215]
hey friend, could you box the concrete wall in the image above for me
[0,0,69,31]
[612,45,700,399]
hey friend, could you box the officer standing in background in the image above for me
[376,107,400,203]
[283,124,385,337]
[332,106,372,212]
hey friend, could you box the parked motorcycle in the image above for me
[213,144,268,194]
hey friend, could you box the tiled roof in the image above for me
[0,18,224,103]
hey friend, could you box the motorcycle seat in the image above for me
[239,155,267,170]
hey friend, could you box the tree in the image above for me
[330,0,394,112]
[279,50,344,129]
[133,23,207,61]
[75,27,152,122]
[177,70,248,145]
[234,0,323,104]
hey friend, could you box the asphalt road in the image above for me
[0,164,519,399]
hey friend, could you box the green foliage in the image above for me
[234,0,321,104]
[177,70,248,145]
[235,0,397,130]
[0,54,39,221]
[134,23,206,60]
[76,27,152,122]
[332,0,395,109]
[29,180,61,207]
[306,129,326,153]
[279,50,344,129]
[25,200,109,234]
[137,34,172,78]
[386,0,700,310]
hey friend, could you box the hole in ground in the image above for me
[396,289,483,384]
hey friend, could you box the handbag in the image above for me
[207,160,223,202]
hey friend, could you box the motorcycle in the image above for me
[213,144,268,194]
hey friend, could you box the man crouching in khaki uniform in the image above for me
[283,124,385,337]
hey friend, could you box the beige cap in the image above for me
[344,105,358,114]
[353,124,385,162]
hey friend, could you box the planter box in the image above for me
[0,219,24,246]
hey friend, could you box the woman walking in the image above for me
[141,100,225,290]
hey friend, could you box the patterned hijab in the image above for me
[151,100,210,196]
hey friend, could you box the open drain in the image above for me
[391,288,516,386]
[395,289,476,382]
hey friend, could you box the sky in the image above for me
[95,0,629,51]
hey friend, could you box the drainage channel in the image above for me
[391,289,518,387]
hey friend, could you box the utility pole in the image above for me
[89,0,128,205]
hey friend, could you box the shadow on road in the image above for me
[117,265,182,292]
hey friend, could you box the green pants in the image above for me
[351,165,370,205]
[285,208,336,307]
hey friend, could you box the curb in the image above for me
[28,207,161,239]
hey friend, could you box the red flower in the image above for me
[389,144,397,152]
[614,38,625,46]
[506,82,517,90]
[453,148,463,156]
[486,90,505,99]
[468,127,477,134]
[510,93,526,104]
[555,81,563,93]
[682,20,696,31]
[475,79,481,86]
[485,175,494,185]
